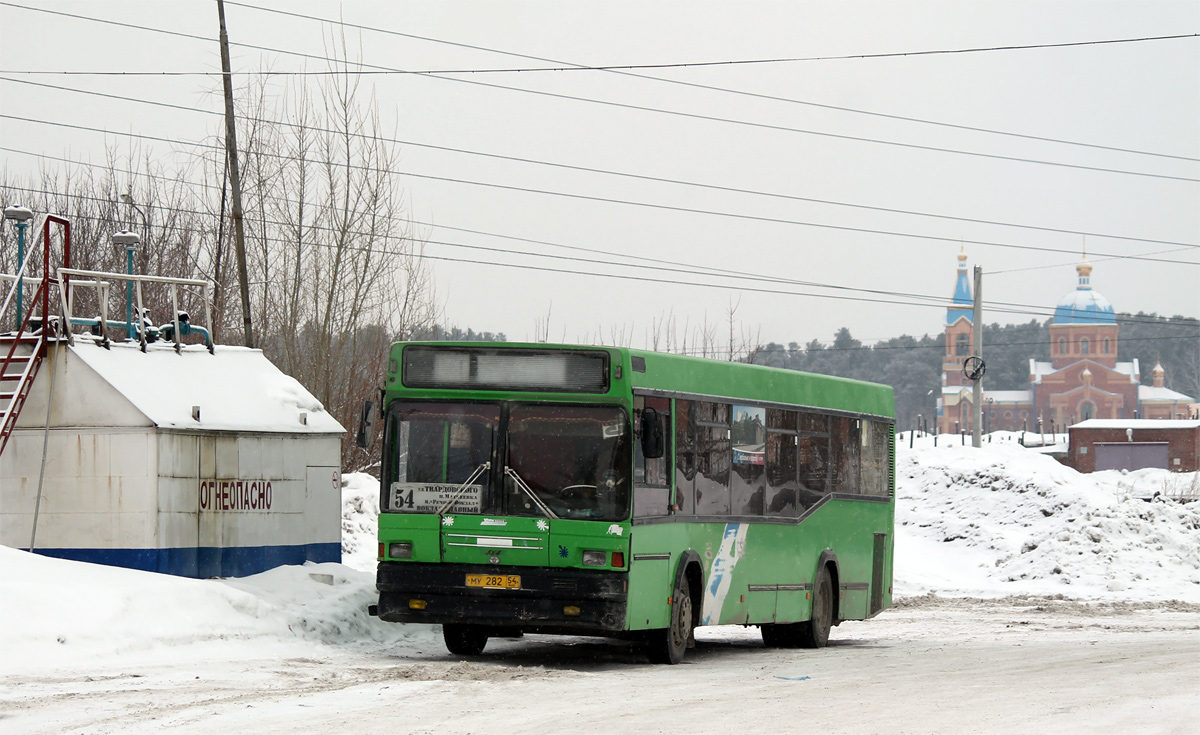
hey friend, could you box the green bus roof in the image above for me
[388,342,894,421]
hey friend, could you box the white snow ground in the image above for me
[2,439,1198,733]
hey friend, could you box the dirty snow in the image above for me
[1,439,1198,733]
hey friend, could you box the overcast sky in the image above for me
[2,1,1197,350]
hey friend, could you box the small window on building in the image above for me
[1104,339,1110,354]
[1058,338,1067,355]
[1080,401,1095,421]
[955,334,969,356]
[1080,338,1089,355]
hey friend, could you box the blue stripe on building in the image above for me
[24,543,342,578]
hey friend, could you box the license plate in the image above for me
[466,574,520,590]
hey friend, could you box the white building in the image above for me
[1,336,344,577]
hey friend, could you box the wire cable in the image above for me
[222,1,1200,164]
[5,75,1198,249]
[6,127,1198,269]
[2,2,1195,182]
[9,185,1197,330]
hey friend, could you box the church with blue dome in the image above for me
[937,252,1194,434]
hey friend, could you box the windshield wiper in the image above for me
[436,461,491,515]
[503,467,559,520]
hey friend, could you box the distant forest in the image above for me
[752,313,1199,431]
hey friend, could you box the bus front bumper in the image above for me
[375,562,628,634]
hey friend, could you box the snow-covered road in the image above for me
[3,440,1198,733]
[5,596,1197,735]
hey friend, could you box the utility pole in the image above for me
[972,265,983,448]
[217,0,255,348]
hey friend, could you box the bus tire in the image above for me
[443,624,489,656]
[799,566,833,649]
[648,576,693,664]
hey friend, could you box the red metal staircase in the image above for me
[0,331,44,457]
[0,215,69,459]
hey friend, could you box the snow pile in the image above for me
[220,562,435,648]
[341,472,381,573]
[0,545,293,674]
[896,442,1200,602]
[3,440,1198,678]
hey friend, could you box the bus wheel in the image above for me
[799,567,833,649]
[443,624,489,656]
[648,577,693,664]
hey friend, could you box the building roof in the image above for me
[1139,384,1196,403]
[946,250,973,325]
[1070,418,1200,430]
[1053,257,1116,324]
[69,337,345,434]
[1029,359,1139,384]
[983,390,1032,403]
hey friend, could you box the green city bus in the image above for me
[367,342,895,663]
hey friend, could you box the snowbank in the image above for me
[3,441,1198,678]
[896,441,1200,602]
[341,471,381,573]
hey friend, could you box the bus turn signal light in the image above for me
[409,599,427,610]
[563,605,581,616]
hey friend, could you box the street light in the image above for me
[112,231,141,340]
[4,205,34,327]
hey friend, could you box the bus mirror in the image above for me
[356,401,376,448]
[641,406,664,459]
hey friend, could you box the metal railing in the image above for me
[57,267,215,353]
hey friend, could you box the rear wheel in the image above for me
[799,566,834,649]
[648,576,693,664]
[443,624,489,656]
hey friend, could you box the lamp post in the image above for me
[4,205,34,327]
[986,397,994,436]
[112,231,141,339]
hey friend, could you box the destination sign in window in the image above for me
[389,482,482,514]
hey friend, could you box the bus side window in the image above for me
[694,402,731,516]
[797,412,830,508]
[861,421,891,496]
[731,405,766,515]
[830,417,862,494]
[674,400,696,514]
[634,396,671,517]
[765,409,798,516]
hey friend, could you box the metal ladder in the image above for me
[0,330,45,457]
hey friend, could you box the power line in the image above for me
[222,1,1199,163]
[6,75,1199,250]
[7,0,1194,163]
[4,76,1195,249]
[5,133,1199,272]
[3,2,1196,182]
[18,143,1193,286]
[8,183,1197,330]
[8,33,1198,76]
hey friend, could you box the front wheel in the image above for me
[798,566,834,649]
[648,576,693,664]
[443,624,489,656]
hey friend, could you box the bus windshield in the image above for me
[383,401,631,521]
[385,402,499,514]
[505,404,630,521]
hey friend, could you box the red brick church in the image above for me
[936,251,1194,434]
